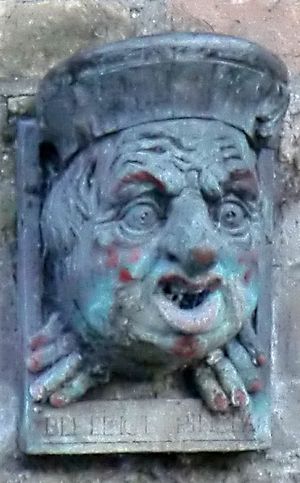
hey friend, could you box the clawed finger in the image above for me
[226,339,263,393]
[27,333,77,373]
[50,371,97,408]
[238,321,267,366]
[212,357,249,408]
[194,364,229,413]
[29,312,62,350]
[29,352,82,402]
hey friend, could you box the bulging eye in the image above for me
[122,202,160,232]
[218,201,248,232]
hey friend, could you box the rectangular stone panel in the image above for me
[21,398,268,454]
[17,119,272,454]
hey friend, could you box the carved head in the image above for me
[41,118,262,367]
[37,34,288,372]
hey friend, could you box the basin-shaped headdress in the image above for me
[37,33,289,167]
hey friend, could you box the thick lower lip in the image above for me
[153,290,220,335]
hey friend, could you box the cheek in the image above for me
[127,247,141,263]
[243,268,255,284]
[104,246,135,284]
[93,237,159,290]
[93,244,136,286]
[119,268,134,283]
[238,251,259,285]
[105,245,119,268]
[236,252,259,316]
[118,246,158,282]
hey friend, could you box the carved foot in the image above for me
[27,313,110,407]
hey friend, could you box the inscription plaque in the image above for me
[17,33,289,453]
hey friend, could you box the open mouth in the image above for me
[161,284,211,309]
[154,274,222,335]
[158,275,220,309]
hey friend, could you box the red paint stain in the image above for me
[213,393,229,412]
[231,169,257,182]
[106,245,119,268]
[29,334,49,350]
[119,268,134,283]
[128,247,141,263]
[172,336,198,359]
[119,171,165,192]
[191,247,216,266]
[230,169,259,198]
[233,389,247,408]
[256,354,267,366]
[50,393,68,408]
[27,354,41,373]
[248,378,263,393]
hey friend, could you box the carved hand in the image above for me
[194,318,266,412]
[27,313,110,407]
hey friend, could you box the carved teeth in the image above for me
[161,283,210,310]
[158,275,221,310]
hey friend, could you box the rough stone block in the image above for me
[125,0,167,35]
[0,0,133,78]
[8,96,35,117]
[0,178,16,238]
[167,0,300,73]
[272,202,300,380]
[0,78,39,97]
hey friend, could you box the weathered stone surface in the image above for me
[0,0,133,78]
[279,76,300,200]
[125,0,168,35]
[0,78,39,97]
[8,96,35,117]
[0,178,16,238]
[0,242,18,465]
[0,99,7,142]
[0,0,299,481]
[168,0,300,73]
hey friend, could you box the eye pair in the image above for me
[119,198,249,237]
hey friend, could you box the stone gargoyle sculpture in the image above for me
[24,33,288,415]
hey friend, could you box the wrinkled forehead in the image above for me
[109,119,257,177]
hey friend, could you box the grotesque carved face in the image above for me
[42,119,261,374]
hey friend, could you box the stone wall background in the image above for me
[0,0,300,481]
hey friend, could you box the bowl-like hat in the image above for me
[37,33,289,164]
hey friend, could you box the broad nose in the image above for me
[160,192,219,274]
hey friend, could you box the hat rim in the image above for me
[42,32,288,85]
[37,33,289,162]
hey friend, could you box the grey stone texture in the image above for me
[0,0,133,78]
[0,0,300,481]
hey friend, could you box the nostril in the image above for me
[167,253,178,263]
[191,247,216,267]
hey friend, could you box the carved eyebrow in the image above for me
[215,136,242,162]
[224,169,259,200]
[114,170,166,194]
